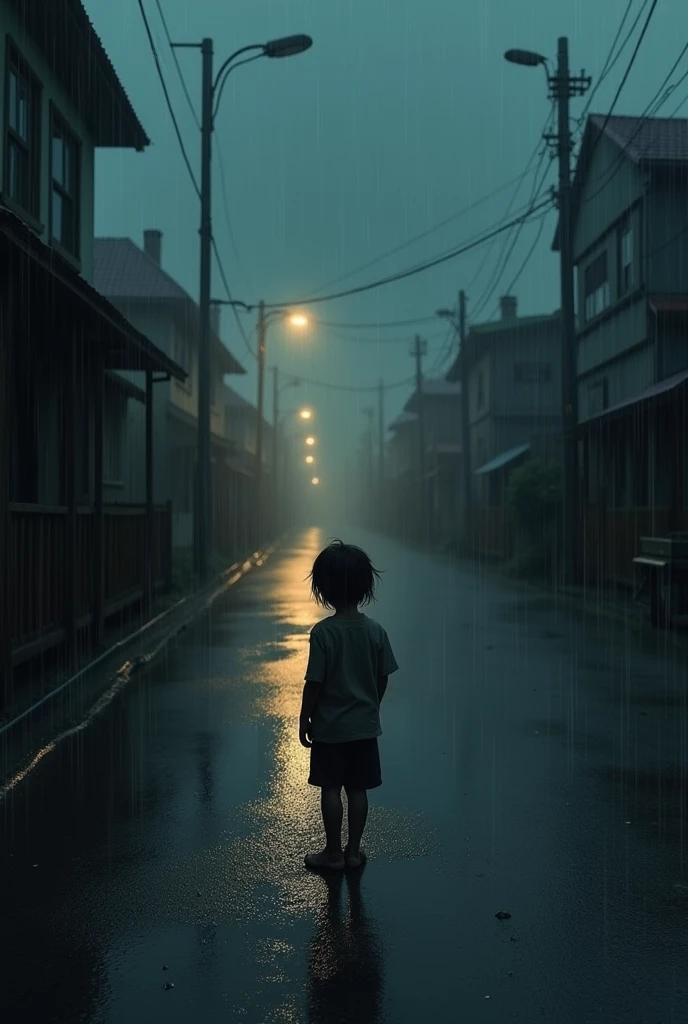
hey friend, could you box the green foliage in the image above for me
[506,458,562,540]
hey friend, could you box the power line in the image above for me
[470,146,555,323]
[583,43,688,203]
[466,104,555,298]
[592,0,659,147]
[306,166,559,297]
[211,237,257,359]
[259,197,553,309]
[483,211,549,324]
[316,315,438,330]
[216,136,254,293]
[153,0,200,129]
[137,0,200,198]
[294,373,417,393]
[579,0,660,189]
[320,326,448,345]
[576,0,647,130]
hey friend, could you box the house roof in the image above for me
[388,411,417,433]
[475,443,530,476]
[587,114,688,165]
[553,114,688,252]
[445,312,560,383]
[581,368,688,425]
[0,209,185,380]
[403,378,460,413]
[94,238,245,376]
[8,0,149,150]
[94,238,189,300]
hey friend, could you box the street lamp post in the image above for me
[173,33,312,581]
[505,39,590,585]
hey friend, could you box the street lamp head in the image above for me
[311,477,320,486]
[288,312,309,328]
[436,308,454,319]
[264,34,313,59]
[305,436,315,446]
[299,408,313,420]
[504,48,546,67]
[306,455,314,464]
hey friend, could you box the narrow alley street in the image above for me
[2,528,688,1023]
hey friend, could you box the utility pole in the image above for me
[412,335,428,544]
[255,300,266,547]
[458,290,471,550]
[548,38,589,584]
[196,37,214,581]
[272,366,279,536]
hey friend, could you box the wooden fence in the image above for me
[9,502,172,665]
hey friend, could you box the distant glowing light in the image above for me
[306,455,314,464]
[305,436,315,446]
[311,477,320,485]
[289,313,309,328]
[299,408,313,420]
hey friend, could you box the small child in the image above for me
[299,539,398,870]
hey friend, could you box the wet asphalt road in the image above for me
[2,527,688,1023]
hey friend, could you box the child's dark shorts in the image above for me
[309,738,382,790]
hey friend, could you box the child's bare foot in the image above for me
[344,846,366,869]
[305,850,345,871]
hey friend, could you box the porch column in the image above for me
[0,262,13,704]
[65,328,78,668]
[144,369,154,618]
[93,357,104,645]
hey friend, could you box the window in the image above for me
[584,252,610,321]
[477,370,485,411]
[514,362,552,383]
[5,43,41,219]
[50,110,80,256]
[619,223,633,295]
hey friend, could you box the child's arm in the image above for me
[299,681,321,747]
[377,675,389,703]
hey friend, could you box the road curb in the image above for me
[0,545,277,799]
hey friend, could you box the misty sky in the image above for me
[88,0,687,491]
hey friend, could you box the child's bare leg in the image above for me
[305,788,345,870]
[344,788,368,866]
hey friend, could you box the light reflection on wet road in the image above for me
[2,527,688,1022]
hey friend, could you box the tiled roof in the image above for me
[94,238,189,301]
[470,312,558,335]
[94,237,245,376]
[589,114,688,164]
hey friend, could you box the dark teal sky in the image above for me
[88,0,686,495]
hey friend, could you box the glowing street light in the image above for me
[306,455,314,464]
[305,436,315,446]
[311,477,320,485]
[289,313,309,329]
[299,408,313,420]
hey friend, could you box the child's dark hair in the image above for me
[309,539,381,610]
